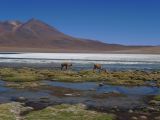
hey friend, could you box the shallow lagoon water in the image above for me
[0,80,160,109]
[43,81,160,95]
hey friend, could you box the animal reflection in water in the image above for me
[61,63,72,70]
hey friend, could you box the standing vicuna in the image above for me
[61,63,72,70]
[93,64,107,73]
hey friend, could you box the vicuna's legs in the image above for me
[61,65,65,70]
[61,63,72,70]
[61,65,67,70]
[99,69,101,73]
[93,68,95,72]
[93,64,101,73]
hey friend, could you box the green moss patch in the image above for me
[0,103,16,120]
[0,67,159,86]
[24,104,115,120]
[0,102,115,120]
[153,95,160,101]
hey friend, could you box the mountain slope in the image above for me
[0,18,158,53]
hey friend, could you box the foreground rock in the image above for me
[0,102,33,120]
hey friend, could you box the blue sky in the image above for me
[0,0,160,45]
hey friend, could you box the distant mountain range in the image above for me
[0,18,159,53]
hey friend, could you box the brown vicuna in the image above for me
[93,64,107,73]
[61,63,72,70]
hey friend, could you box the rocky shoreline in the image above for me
[0,94,159,120]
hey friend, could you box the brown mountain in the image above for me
[0,18,159,53]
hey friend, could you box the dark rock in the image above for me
[11,96,28,102]
[20,106,34,115]
[64,93,73,96]
[146,106,159,112]
[139,115,147,120]
[99,82,104,87]
[149,100,160,106]
[131,116,138,120]
[155,116,160,120]
[128,109,134,113]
